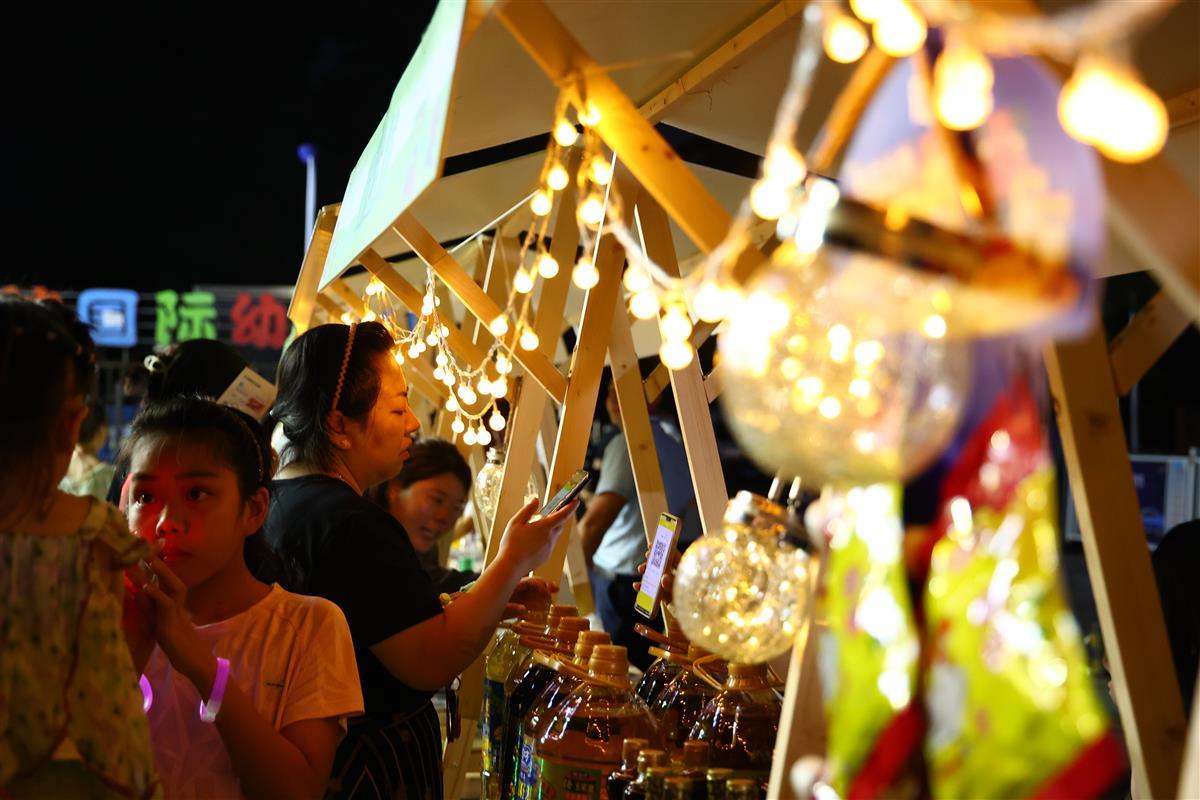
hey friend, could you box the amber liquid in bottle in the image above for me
[634,620,691,707]
[687,663,780,790]
[651,647,719,759]
[705,768,733,800]
[536,645,663,799]
[605,737,649,800]
[642,766,676,800]
[623,749,667,799]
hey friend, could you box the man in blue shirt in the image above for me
[579,380,701,670]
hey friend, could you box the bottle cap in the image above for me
[665,777,698,799]
[621,737,649,764]
[728,662,769,678]
[682,740,709,768]
[637,749,667,772]
[575,631,611,662]
[589,644,630,678]
[646,765,674,779]
[706,768,734,780]
[556,616,591,634]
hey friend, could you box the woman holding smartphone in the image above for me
[265,321,575,799]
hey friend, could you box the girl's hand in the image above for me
[496,498,578,576]
[139,558,215,689]
[633,548,679,604]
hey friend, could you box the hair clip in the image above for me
[144,354,166,374]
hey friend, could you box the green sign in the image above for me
[320,0,467,289]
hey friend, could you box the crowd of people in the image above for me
[0,298,575,799]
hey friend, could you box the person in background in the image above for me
[0,298,157,798]
[123,398,363,799]
[370,437,478,594]
[580,366,702,671]
[60,398,116,501]
[266,321,574,799]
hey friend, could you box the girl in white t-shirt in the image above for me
[122,397,364,799]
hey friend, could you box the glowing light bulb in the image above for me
[519,328,540,351]
[490,377,508,398]
[578,194,605,228]
[554,119,578,147]
[435,352,449,367]
[547,164,569,191]
[573,257,600,290]
[589,155,613,186]
[463,428,478,446]
[922,313,948,339]
[578,102,602,127]
[807,178,841,210]
[445,396,459,412]
[407,344,421,359]
[536,252,560,279]
[750,179,789,220]
[824,14,869,64]
[340,312,355,325]
[459,385,479,406]
[513,269,535,294]
[392,350,405,365]
[489,315,509,337]
[660,305,693,342]
[629,290,660,320]
[440,324,450,337]
[489,410,506,431]
[692,281,728,323]
[659,339,695,371]
[477,427,492,446]
[495,354,512,375]
[477,376,492,396]
[1060,60,1167,162]
[872,0,926,58]
[451,417,465,434]
[361,310,378,323]
[854,340,885,365]
[365,279,385,296]
[442,371,456,387]
[623,266,651,293]
[849,0,887,23]
[765,144,807,188]
[425,332,439,346]
[934,40,994,131]
[530,190,553,217]
[819,396,843,419]
[432,367,445,381]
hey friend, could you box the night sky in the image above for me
[3,3,437,291]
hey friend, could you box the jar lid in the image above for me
[728,662,769,678]
[575,631,610,662]
[723,491,801,542]
[682,741,709,768]
[589,644,630,677]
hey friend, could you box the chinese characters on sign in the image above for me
[230,292,289,350]
[155,290,218,346]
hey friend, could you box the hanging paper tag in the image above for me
[217,367,277,421]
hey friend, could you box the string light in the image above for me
[629,290,660,320]
[496,354,513,375]
[463,427,478,446]
[340,312,355,325]
[536,252,560,279]
[578,102,602,127]
[589,155,613,186]
[623,266,651,293]
[573,256,600,289]
[490,377,509,398]
[519,327,540,351]
[872,0,926,58]
[934,37,994,131]
[765,144,807,187]
[365,279,386,296]
[477,427,492,446]
[435,352,449,367]
[849,0,887,23]
[660,304,693,342]
[489,315,510,337]
[547,163,569,191]
[659,339,695,370]
[513,269,535,294]
[692,281,727,323]
[393,350,405,366]
[445,396,459,412]
[578,194,606,228]
[554,119,578,147]
[922,314,948,339]
[1059,59,1167,163]
[477,376,492,396]
[750,179,790,220]
[458,385,478,405]
[489,410,507,431]
[531,190,553,217]
[824,13,869,64]
[451,417,466,434]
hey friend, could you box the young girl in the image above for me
[0,298,157,798]
[122,398,364,799]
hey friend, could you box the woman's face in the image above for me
[389,472,468,553]
[344,355,422,487]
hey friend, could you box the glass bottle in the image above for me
[624,749,667,799]
[606,737,649,800]
[726,778,759,800]
[665,776,701,800]
[475,447,505,528]
[688,663,781,789]
[678,741,709,784]
[672,491,811,663]
[634,620,691,706]
[536,645,663,799]
[705,769,733,800]
[502,616,590,798]
[513,630,611,798]
[644,766,675,800]
[651,647,720,758]
[482,598,550,800]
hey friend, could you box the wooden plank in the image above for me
[637,0,807,121]
[533,175,635,584]
[704,364,724,404]
[1044,323,1187,799]
[315,294,344,322]
[807,47,894,174]
[326,278,366,317]
[767,615,827,798]
[392,211,569,403]
[637,193,730,535]
[494,0,766,273]
[1103,156,1200,324]
[1167,87,1200,129]
[1109,290,1192,395]
[288,204,339,333]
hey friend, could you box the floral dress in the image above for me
[1,498,159,798]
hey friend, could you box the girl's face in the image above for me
[126,436,267,588]
[389,473,468,553]
[344,355,422,487]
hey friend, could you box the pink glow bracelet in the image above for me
[199,657,231,723]
[139,675,153,713]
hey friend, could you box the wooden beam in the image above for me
[392,211,569,403]
[326,278,366,317]
[1109,290,1192,395]
[637,193,730,535]
[767,615,827,798]
[1103,156,1200,323]
[1167,87,1200,129]
[494,0,765,275]
[1044,323,1187,799]
[637,0,807,122]
[315,294,344,322]
[704,364,724,404]
[289,204,339,333]
[807,47,894,174]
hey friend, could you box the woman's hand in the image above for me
[504,576,559,618]
[496,497,578,576]
[138,558,217,693]
[634,547,680,605]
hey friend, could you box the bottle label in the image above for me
[514,733,540,798]
[481,679,507,782]
[537,754,613,800]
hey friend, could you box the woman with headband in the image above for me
[266,321,575,799]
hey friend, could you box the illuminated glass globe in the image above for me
[718,252,970,486]
[672,492,811,663]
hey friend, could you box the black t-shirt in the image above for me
[264,475,444,717]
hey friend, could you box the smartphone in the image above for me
[635,512,681,619]
[536,469,590,518]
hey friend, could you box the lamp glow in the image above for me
[660,305,693,342]
[530,190,553,217]
[1059,59,1167,162]
[934,40,994,131]
[573,256,600,289]
[513,269,535,295]
[750,179,790,220]
[629,290,660,320]
[489,315,510,337]
[578,194,606,228]
[693,281,728,323]
[589,155,613,186]
[824,14,869,64]
[536,253,560,279]
[872,0,926,58]
[547,164,569,191]
[519,328,540,351]
[489,410,506,431]
[554,119,578,147]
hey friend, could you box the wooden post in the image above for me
[1109,290,1193,396]
[1045,323,1187,798]
[288,204,339,333]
